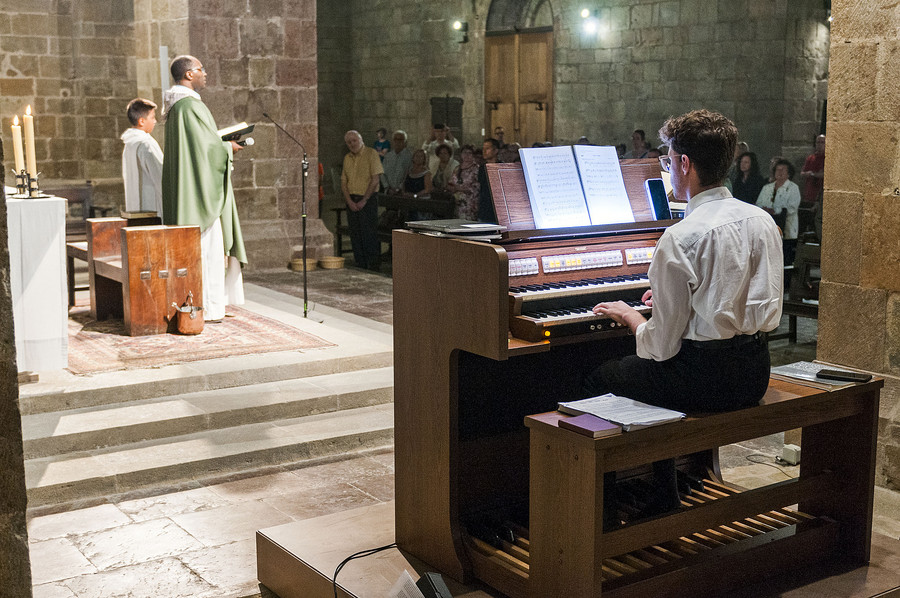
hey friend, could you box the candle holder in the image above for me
[27,172,45,198]
[12,169,28,196]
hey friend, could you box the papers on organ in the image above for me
[518,145,635,229]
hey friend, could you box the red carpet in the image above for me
[66,305,334,375]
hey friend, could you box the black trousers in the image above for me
[347,194,380,270]
[582,333,770,413]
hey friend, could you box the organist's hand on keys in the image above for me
[593,291,652,334]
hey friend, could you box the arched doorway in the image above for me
[484,0,554,147]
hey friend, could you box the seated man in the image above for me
[584,109,784,524]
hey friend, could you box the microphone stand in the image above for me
[263,112,311,318]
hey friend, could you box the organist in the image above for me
[584,110,785,520]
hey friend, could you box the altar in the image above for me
[5,189,68,371]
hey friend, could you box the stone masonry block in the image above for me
[828,42,877,122]
[821,190,863,285]
[888,295,900,376]
[284,19,316,60]
[276,58,316,87]
[875,41,900,122]
[220,57,249,87]
[818,281,887,372]
[240,18,284,56]
[249,0,284,18]
[1,35,49,55]
[832,0,900,43]
[861,193,900,291]
[249,57,275,88]
[826,121,900,195]
[0,78,33,96]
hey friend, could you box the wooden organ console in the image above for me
[392,159,881,598]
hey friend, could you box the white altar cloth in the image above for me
[5,192,68,371]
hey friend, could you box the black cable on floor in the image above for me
[333,542,397,598]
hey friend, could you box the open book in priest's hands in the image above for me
[518,145,636,228]
[558,393,685,431]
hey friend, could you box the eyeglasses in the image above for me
[190,66,206,74]
[659,154,683,173]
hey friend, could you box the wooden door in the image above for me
[485,30,553,148]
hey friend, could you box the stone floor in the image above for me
[27,266,900,598]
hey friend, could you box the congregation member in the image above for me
[493,125,508,148]
[622,129,649,158]
[430,143,459,192]
[756,158,802,267]
[731,151,767,204]
[341,130,383,271]
[161,55,246,322]
[373,127,390,160]
[381,130,412,194]
[403,148,433,197]
[121,98,163,215]
[422,124,459,171]
[585,110,783,526]
[477,138,501,223]
[800,134,826,204]
[447,144,480,220]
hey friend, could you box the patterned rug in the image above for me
[66,305,334,375]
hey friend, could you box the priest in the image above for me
[162,55,246,321]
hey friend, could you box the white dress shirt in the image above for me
[635,187,784,361]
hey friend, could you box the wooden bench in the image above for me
[772,241,820,343]
[331,191,455,256]
[517,376,882,598]
[87,217,202,336]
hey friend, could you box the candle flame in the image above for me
[25,105,32,116]
[13,115,19,125]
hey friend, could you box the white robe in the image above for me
[200,218,244,321]
[121,128,164,214]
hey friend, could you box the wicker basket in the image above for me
[290,258,317,272]
[318,256,345,269]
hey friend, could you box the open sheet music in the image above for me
[519,145,635,228]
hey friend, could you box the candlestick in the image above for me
[11,116,25,173]
[23,105,37,178]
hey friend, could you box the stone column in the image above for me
[0,139,34,596]
[819,0,900,489]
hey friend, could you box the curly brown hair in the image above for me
[658,109,737,187]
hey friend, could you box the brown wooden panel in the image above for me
[484,36,516,102]
[163,225,202,332]
[517,32,551,103]
[518,102,547,149]
[87,218,126,320]
[122,226,168,336]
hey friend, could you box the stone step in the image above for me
[22,367,394,459]
[18,344,393,416]
[25,403,394,508]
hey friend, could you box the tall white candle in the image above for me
[23,105,37,177]
[11,116,25,173]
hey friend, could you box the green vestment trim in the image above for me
[162,96,247,264]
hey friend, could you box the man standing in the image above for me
[121,98,163,215]
[162,55,246,321]
[493,126,507,149]
[341,130,383,271]
[586,110,783,524]
[381,130,412,194]
[800,134,825,204]
[588,110,783,412]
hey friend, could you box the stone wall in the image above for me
[0,140,34,596]
[318,0,829,173]
[0,0,136,198]
[819,0,900,490]
[1,0,329,268]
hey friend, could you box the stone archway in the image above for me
[486,0,553,32]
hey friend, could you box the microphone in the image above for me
[237,137,254,147]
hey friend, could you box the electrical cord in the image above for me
[745,453,796,479]
[333,542,397,598]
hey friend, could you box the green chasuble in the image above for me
[162,96,247,264]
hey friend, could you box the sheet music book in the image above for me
[518,145,635,228]
[406,219,506,234]
[558,393,685,431]
[770,361,856,390]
